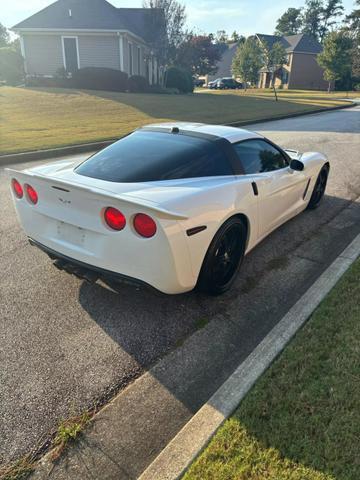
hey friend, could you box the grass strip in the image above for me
[184,257,360,480]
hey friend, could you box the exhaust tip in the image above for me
[53,259,65,271]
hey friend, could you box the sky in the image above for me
[2,0,355,35]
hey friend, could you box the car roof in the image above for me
[141,122,263,144]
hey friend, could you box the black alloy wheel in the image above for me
[197,217,246,295]
[307,166,329,210]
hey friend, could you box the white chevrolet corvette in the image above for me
[8,123,329,295]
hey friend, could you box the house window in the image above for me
[62,37,79,73]
[129,43,133,76]
[137,46,141,75]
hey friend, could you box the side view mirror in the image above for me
[290,159,305,171]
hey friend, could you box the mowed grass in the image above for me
[0,86,351,155]
[184,257,360,480]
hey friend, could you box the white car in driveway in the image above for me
[8,123,329,295]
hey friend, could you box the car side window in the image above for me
[233,139,289,174]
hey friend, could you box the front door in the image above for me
[232,138,307,239]
[256,168,307,237]
[63,37,78,74]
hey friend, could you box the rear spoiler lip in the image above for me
[5,168,189,220]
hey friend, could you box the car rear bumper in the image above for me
[29,238,162,292]
[11,191,196,294]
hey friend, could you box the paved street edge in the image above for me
[0,102,354,166]
[139,232,360,480]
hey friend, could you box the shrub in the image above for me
[128,74,149,92]
[0,47,24,85]
[183,70,194,93]
[165,66,193,93]
[71,67,128,92]
[55,67,68,80]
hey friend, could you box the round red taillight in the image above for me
[133,213,157,238]
[12,179,23,199]
[25,184,38,204]
[104,207,126,231]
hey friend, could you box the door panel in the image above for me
[257,167,307,237]
[231,138,308,240]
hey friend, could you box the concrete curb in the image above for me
[139,232,360,480]
[0,101,354,167]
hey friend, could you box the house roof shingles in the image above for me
[12,0,161,42]
[256,33,322,54]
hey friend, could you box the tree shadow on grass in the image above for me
[23,86,329,127]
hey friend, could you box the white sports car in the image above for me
[8,123,329,295]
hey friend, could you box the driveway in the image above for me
[0,105,359,470]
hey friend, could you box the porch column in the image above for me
[19,35,28,74]
[118,33,124,72]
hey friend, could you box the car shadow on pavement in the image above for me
[74,193,360,479]
[77,194,360,410]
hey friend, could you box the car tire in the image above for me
[307,165,329,210]
[197,217,247,295]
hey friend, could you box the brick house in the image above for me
[207,33,328,90]
[256,33,328,90]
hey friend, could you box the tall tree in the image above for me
[230,31,240,43]
[261,41,287,100]
[231,37,263,88]
[319,0,344,41]
[143,0,186,64]
[0,23,10,47]
[275,8,302,35]
[301,0,344,42]
[344,0,360,77]
[317,30,352,91]
[175,33,221,75]
[301,0,324,39]
[215,30,228,44]
[344,0,360,35]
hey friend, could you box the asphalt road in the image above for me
[1,105,359,469]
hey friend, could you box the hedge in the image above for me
[165,66,193,93]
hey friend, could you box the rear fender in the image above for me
[175,181,258,280]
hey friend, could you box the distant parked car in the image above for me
[217,77,243,89]
[208,78,221,89]
[193,78,205,87]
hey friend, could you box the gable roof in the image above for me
[12,0,162,43]
[210,43,238,79]
[256,33,322,54]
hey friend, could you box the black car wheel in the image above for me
[307,166,329,210]
[197,217,246,295]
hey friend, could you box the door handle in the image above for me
[251,182,258,196]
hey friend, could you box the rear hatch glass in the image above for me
[75,130,233,182]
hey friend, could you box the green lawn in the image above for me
[184,257,360,480]
[0,86,351,155]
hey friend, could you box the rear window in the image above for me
[75,131,233,182]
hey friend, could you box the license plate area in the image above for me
[56,221,86,246]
